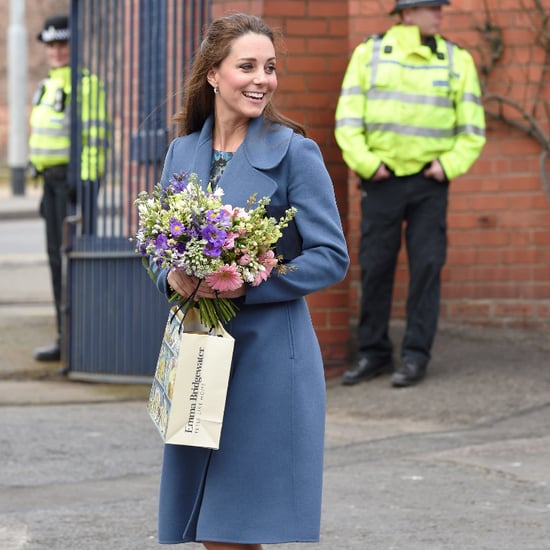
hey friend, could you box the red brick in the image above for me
[447,302,492,318]
[534,231,550,245]
[265,1,306,16]
[448,213,479,229]
[470,195,509,211]
[207,0,550,335]
[494,302,535,317]
[285,19,330,36]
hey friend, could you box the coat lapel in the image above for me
[183,117,292,205]
[192,117,216,189]
[214,116,293,206]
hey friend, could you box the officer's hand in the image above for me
[372,163,392,181]
[27,163,40,179]
[424,159,446,182]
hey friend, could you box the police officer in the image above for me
[335,0,485,387]
[29,15,107,364]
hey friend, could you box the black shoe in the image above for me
[391,362,426,387]
[33,341,61,362]
[342,357,392,386]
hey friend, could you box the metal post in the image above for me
[7,0,28,196]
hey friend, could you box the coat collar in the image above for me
[195,115,293,170]
[242,116,293,169]
[191,115,293,204]
[390,24,442,59]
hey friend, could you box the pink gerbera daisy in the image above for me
[205,264,243,292]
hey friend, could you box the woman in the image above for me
[153,13,349,549]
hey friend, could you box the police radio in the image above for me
[32,82,46,106]
[54,88,68,112]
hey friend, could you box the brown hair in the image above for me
[173,13,306,137]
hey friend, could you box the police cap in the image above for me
[390,0,450,15]
[37,15,70,43]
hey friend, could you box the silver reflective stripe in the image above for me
[378,58,452,71]
[370,37,382,87]
[366,122,485,138]
[30,127,69,137]
[446,41,457,78]
[457,124,486,136]
[366,122,456,138]
[335,117,364,128]
[339,85,363,96]
[367,89,453,108]
[461,92,483,105]
[29,146,71,156]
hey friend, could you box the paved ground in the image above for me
[1,184,550,549]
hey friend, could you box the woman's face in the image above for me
[208,32,278,123]
[45,40,71,68]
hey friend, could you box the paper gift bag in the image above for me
[147,306,234,449]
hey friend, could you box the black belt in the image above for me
[42,165,68,177]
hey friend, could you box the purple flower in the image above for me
[136,230,148,255]
[154,233,169,252]
[187,226,200,239]
[205,208,231,227]
[201,225,227,257]
[169,172,189,194]
[170,218,185,237]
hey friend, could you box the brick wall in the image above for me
[344,0,550,330]
[0,0,70,166]
[2,1,548,369]
[212,1,352,365]
[210,0,550,369]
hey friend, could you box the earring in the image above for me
[213,86,219,94]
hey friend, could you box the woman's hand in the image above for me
[216,286,246,299]
[167,270,246,300]
[167,270,213,300]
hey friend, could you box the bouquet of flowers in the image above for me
[134,171,297,329]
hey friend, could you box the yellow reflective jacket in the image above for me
[335,24,486,180]
[29,65,108,181]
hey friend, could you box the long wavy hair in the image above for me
[173,13,306,137]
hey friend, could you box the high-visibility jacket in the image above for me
[335,24,486,180]
[29,65,108,181]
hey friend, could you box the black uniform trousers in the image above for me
[40,165,70,338]
[358,170,449,368]
[40,167,100,337]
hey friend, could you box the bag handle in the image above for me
[171,305,231,338]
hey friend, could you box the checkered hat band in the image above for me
[41,28,70,42]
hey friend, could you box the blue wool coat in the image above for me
[154,115,349,545]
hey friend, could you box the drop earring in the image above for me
[213,86,219,94]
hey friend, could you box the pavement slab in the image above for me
[1,185,550,549]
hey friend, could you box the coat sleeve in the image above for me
[244,135,349,305]
[334,41,381,179]
[150,140,176,298]
[438,47,486,180]
[439,48,485,180]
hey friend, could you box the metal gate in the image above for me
[65,0,211,382]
